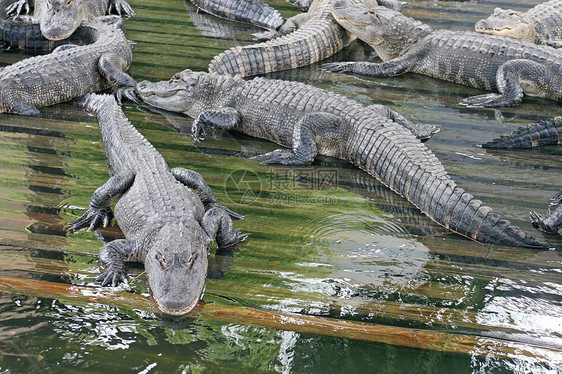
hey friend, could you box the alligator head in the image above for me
[331,0,432,61]
[145,222,213,316]
[475,8,534,43]
[38,0,91,40]
[136,69,214,117]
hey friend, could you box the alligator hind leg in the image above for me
[171,167,244,219]
[202,207,249,249]
[66,171,135,232]
[97,239,144,286]
[460,59,549,107]
[251,112,343,165]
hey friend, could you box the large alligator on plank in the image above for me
[67,93,248,316]
[531,190,562,236]
[6,0,134,40]
[0,15,135,115]
[475,0,562,48]
[482,117,562,149]
[208,0,398,77]
[322,1,562,107]
[135,69,554,250]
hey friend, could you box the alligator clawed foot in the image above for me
[460,93,512,108]
[108,0,136,18]
[5,0,30,17]
[530,211,553,234]
[321,62,353,73]
[96,269,128,287]
[66,207,114,232]
[191,122,206,142]
[115,87,139,105]
[219,230,250,249]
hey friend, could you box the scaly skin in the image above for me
[0,16,136,116]
[475,0,562,48]
[189,0,283,30]
[531,190,562,235]
[7,0,134,40]
[136,70,553,250]
[208,0,358,77]
[482,117,562,149]
[67,93,248,316]
[322,1,562,107]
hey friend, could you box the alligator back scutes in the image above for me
[345,120,547,248]
[482,117,562,149]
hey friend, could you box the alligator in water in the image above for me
[0,16,136,116]
[66,93,248,316]
[482,117,562,149]
[7,0,134,40]
[135,69,554,249]
[322,1,562,107]
[531,190,562,235]
[189,0,283,31]
[475,0,562,48]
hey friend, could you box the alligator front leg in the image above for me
[97,239,144,286]
[460,59,549,107]
[108,0,135,18]
[368,104,439,141]
[322,56,415,77]
[251,112,344,165]
[171,167,244,219]
[530,190,562,235]
[202,207,249,249]
[98,53,137,104]
[191,107,241,141]
[66,171,135,232]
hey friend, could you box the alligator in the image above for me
[0,15,136,116]
[321,1,562,107]
[531,190,562,235]
[482,117,562,149]
[7,0,134,40]
[287,0,312,12]
[188,0,283,31]
[475,0,562,48]
[66,93,247,316]
[135,69,554,249]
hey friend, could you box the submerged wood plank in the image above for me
[0,275,560,362]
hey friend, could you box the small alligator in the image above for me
[7,0,134,40]
[136,69,552,249]
[67,93,247,316]
[482,117,562,149]
[322,1,562,107]
[475,0,562,48]
[0,15,135,115]
[531,190,562,235]
[189,0,283,31]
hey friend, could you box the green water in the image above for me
[0,0,561,372]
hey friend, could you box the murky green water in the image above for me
[0,0,561,372]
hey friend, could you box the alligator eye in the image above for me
[156,253,168,269]
[186,253,195,268]
[66,0,73,7]
[47,0,52,9]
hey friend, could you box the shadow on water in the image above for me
[0,0,561,372]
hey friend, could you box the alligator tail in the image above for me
[482,117,562,149]
[346,120,550,249]
[208,18,353,77]
[77,93,117,117]
[190,0,283,30]
[0,20,64,51]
